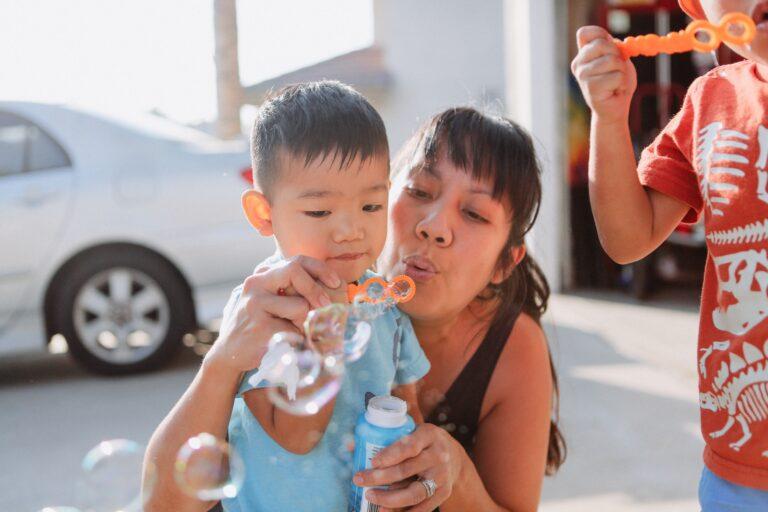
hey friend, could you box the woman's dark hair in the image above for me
[393,107,566,474]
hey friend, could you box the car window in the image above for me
[0,113,26,176]
[27,123,70,171]
[0,110,71,176]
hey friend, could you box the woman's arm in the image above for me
[144,256,341,511]
[465,315,553,512]
[355,315,553,512]
[144,358,243,512]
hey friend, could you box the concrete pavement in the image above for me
[0,290,703,511]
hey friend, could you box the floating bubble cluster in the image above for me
[174,433,245,501]
[78,439,154,512]
[256,275,416,416]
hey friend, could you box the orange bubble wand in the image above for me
[347,275,416,304]
[615,12,755,60]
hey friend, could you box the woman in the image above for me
[145,107,565,512]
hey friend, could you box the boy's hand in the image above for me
[571,26,637,124]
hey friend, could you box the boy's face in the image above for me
[246,151,390,284]
[700,1,768,64]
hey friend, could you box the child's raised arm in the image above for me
[571,26,689,263]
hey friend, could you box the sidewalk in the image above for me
[0,289,703,511]
[540,290,702,511]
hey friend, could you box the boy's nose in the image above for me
[332,219,364,243]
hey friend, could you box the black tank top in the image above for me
[424,309,520,455]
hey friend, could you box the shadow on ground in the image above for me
[541,308,702,511]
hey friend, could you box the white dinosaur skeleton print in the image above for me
[695,121,768,457]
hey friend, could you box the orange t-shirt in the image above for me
[639,60,768,490]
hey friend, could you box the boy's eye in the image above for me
[304,210,330,218]
[406,187,430,199]
[363,204,383,212]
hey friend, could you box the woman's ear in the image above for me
[491,245,526,284]
[242,190,273,236]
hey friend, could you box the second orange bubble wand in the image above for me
[615,12,755,60]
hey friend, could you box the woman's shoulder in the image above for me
[505,313,548,356]
[482,313,552,414]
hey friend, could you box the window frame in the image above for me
[0,109,72,177]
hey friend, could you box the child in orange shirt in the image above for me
[572,0,768,509]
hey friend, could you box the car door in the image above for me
[0,110,75,334]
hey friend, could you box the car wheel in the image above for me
[50,247,195,375]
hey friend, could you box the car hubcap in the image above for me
[73,268,170,365]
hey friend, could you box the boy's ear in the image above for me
[491,245,526,285]
[241,190,273,236]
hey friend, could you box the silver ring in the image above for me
[418,477,437,499]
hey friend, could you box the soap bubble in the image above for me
[78,439,154,512]
[363,279,387,301]
[351,295,391,322]
[343,319,372,362]
[268,367,343,416]
[174,433,245,501]
[304,304,347,354]
[248,332,323,397]
[389,277,415,303]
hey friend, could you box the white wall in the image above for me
[504,0,567,292]
[372,0,506,153]
[370,0,566,291]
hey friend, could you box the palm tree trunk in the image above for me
[213,0,242,139]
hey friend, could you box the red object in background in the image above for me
[240,167,253,186]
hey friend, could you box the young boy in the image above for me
[221,81,430,511]
[572,0,768,509]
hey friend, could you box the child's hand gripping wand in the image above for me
[615,12,755,60]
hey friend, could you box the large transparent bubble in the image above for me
[78,439,154,512]
[248,332,322,400]
[174,433,245,501]
[267,369,343,416]
[261,277,415,415]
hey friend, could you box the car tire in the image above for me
[49,247,195,375]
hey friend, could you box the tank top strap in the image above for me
[425,308,520,453]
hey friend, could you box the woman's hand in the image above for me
[203,255,342,375]
[353,423,466,512]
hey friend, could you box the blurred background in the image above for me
[0,0,717,510]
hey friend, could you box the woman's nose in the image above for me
[416,215,452,247]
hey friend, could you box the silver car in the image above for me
[0,102,272,374]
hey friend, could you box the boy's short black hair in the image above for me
[250,80,389,197]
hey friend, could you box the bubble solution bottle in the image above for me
[348,395,415,512]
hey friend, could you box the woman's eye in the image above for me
[304,210,330,218]
[465,210,487,223]
[363,204,383,212]
[406,187,430,199]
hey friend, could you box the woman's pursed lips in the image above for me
[403,254,438,282]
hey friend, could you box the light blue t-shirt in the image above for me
[222,268,430,512]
